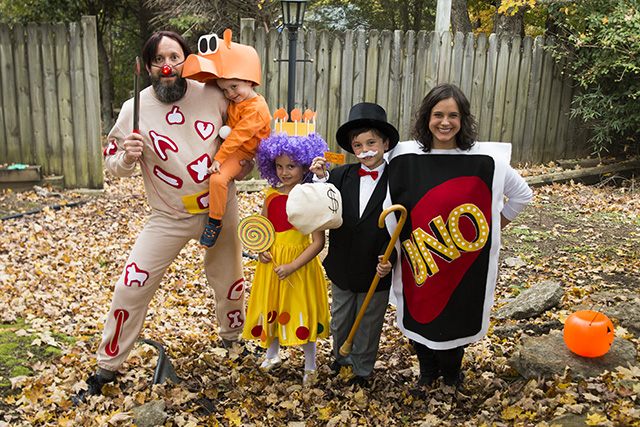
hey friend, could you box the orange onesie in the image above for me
[208,94,271,220]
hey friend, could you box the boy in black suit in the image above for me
[310,102,399,386]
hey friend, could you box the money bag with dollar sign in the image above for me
[286,180,343,235]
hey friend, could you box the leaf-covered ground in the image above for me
[0,168,639,426]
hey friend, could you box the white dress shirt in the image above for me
[359,162,386,217]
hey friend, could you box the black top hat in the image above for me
[336,102,399,153]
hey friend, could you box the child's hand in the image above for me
[259,251,272,264]
[209,160,221,174]
[274,263,295,280]
[309,156,327,179]
[376,255,392,278]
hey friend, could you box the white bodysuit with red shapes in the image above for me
[98,80,245,372]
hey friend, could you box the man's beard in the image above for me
[151,73,188,103]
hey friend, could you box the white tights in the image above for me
[265,338,317,371]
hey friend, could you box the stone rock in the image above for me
[493,281,563,320]
[604,300,640,337]
[504,256,526,267]
[132,400,167,427]
[508,334,639,381]
[492,320,563,339]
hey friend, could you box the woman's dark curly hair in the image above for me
[412,84,477,152]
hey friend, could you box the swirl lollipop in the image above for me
[238,215,294,288]
[238,215,275,252]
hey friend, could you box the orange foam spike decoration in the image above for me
[274,108,288,121]
[303,109,314,123]
[290,109,302,122]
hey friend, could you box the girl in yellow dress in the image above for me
[242,132,330,384]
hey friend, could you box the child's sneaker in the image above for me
[303,369,317,387]
[200,220,222,249]
[260,355,282,370]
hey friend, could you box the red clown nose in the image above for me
[161,65,172,76]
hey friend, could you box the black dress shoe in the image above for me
[443,372,464,387]
[329,360,344,376]
[346,375,368,387]
[417,375,436,387]
[71,374,113,405]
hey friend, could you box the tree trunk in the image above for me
[96,25,114,134]
[493,0,526,36]
[138,0,153,88]
[450,0,472,34]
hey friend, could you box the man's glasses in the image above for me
[150,56,186,76]
[150,56,185,69]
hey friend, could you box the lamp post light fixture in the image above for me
[280,0,309,116]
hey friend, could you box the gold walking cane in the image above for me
[339,204,407,357]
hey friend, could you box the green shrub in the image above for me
[548,0,640,156]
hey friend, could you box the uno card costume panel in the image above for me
[385,141,512,350]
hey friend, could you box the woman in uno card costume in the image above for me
[384,84,532,388]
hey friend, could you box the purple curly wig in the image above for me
[257,132,329,187]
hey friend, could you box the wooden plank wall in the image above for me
[0,16,102,189]
[240,19,590,167]
[0,17,592,191]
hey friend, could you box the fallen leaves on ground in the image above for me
[0,170,639,426]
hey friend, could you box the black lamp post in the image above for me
[280,0,308,115]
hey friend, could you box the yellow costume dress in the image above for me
[243,187,330,348]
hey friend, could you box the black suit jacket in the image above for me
[323,163,395,293]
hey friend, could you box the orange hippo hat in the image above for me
[182,29,261,86]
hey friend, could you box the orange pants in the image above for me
[209,149,255,220]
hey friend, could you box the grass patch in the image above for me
[0,319,75,396]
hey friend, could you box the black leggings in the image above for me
[411,340,465,382]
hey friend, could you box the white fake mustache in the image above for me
[356,150,378,159]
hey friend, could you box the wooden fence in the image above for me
[0,16,102,189]
[239,18,590,167]
[0,17,590,190]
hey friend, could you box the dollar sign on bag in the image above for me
[327,188,339,213]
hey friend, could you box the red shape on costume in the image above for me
[227,278,245,300]
[187,154,211,184]
[165,106,185,125]
[251,325,263,338]
[195,121,215,140]
[105,309,129,357]
[402,176,492,324]
[124,262,149,287]
[296,326,310,340]
[267,311,278,323]
[150,130,179,160]
[153,165,184,188]
[104,141,117,156]
[268,194,293,232]
[227,310,244,329]
[196,192,209,210]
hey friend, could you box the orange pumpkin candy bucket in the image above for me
[563,310,614,357]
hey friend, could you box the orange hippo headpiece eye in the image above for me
[182,29,261,86]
